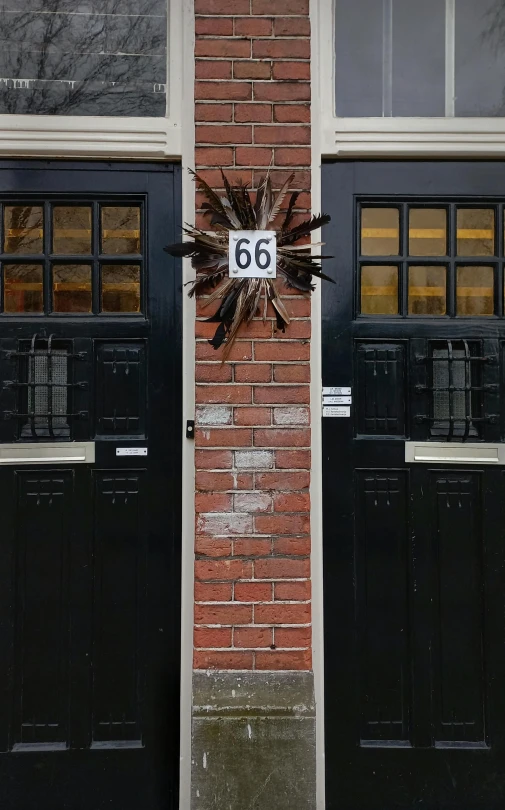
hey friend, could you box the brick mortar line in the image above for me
[195,37,309,41]
[195,602,311,607]
[192,668,310,672]
[195,17,309,20]
[195,647,310,651]
[195,582,311,587]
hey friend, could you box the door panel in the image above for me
[0,161,181,810]
[323,162,505,810]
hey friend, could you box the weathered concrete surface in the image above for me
[192,671,316,810]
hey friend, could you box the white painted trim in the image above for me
[323,117,505,157]
[310,0,326,808]
[319,0,505,157]
[0,1,183,159]
[0,115,181,159]
[445,0,456,118]
[178,1,195,809]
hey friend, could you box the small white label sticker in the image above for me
[322,387,351,396]
[323,395,352,405]
[116,448,148,456]
[323,406,351,418]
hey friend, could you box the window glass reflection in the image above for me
[53,264,92,313]
[457,266,494,315]
[457,209,495,256]
[53,207,92,254]
[0,0,168,117]
[4,206,43,254]
[101,207,141,254]
[455,0,505,116]
[360,265,398,315]
[408,266,447,315]
[101,265,140,312]
[334,0,505,119]
[409,209,447,256]
[4,264,44,313]
[361,208,399,256]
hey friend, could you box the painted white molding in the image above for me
[178,0,195,809]
[323,118,505,158]
[0,1,183,159]
[319,0,505,158]
[0,115,181,159]
[310,0,326,807]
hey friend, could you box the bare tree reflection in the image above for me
[5,206,43,253]
[483,0,505,53]
[0,0,167,116]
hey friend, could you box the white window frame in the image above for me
[0,1,184,159]
[319,0,505,157]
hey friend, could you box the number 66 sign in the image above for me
[228,230,277,279]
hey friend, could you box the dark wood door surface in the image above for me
[0,161,181,809]
[323,162,505,810]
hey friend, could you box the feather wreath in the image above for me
[164,169,333,358]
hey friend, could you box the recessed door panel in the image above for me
[13,470,73,750]
[356,470,410,744]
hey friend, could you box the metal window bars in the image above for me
[414,339,494,441]
[2,333,88,439]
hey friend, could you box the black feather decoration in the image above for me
[164,169,334,358]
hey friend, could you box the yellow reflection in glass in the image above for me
[409,209,447,256]
[457,209,494,256]
[102,265,140,313]
[361,209,399,256]
[4,206,43,254]
[53,265,92,313]
[4,264,43,313]
[53,207,92,254]
[360,266,398,315]
[457,266,494,315]
[101,207,140,254]
[408,266,446,315]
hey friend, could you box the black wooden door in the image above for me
[0,161,181,809]
[323,162,505,810]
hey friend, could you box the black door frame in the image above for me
[0,159,183,809]
[322,160,505,810]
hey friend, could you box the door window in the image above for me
[359,202,502,317]
[0,200,143,315]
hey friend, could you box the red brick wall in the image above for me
[193,0,311,671]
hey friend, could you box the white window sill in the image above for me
[322,117,505,158]
[0,114,182,159]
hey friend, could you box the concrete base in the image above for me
[191,671,316,810]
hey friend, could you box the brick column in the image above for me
[191,4,315,807]
[194,0,312,674]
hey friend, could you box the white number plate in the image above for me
[229,230,277,279]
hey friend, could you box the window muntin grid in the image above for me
[0,199,144,316]
[358,202,505,317]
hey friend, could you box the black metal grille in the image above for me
[414,340,491,441]
[2,334,88,439]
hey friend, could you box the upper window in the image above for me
[0,1,168,117]
[335,0,505,117]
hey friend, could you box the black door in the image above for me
[0,161,181,809]
[323,162,505,810]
